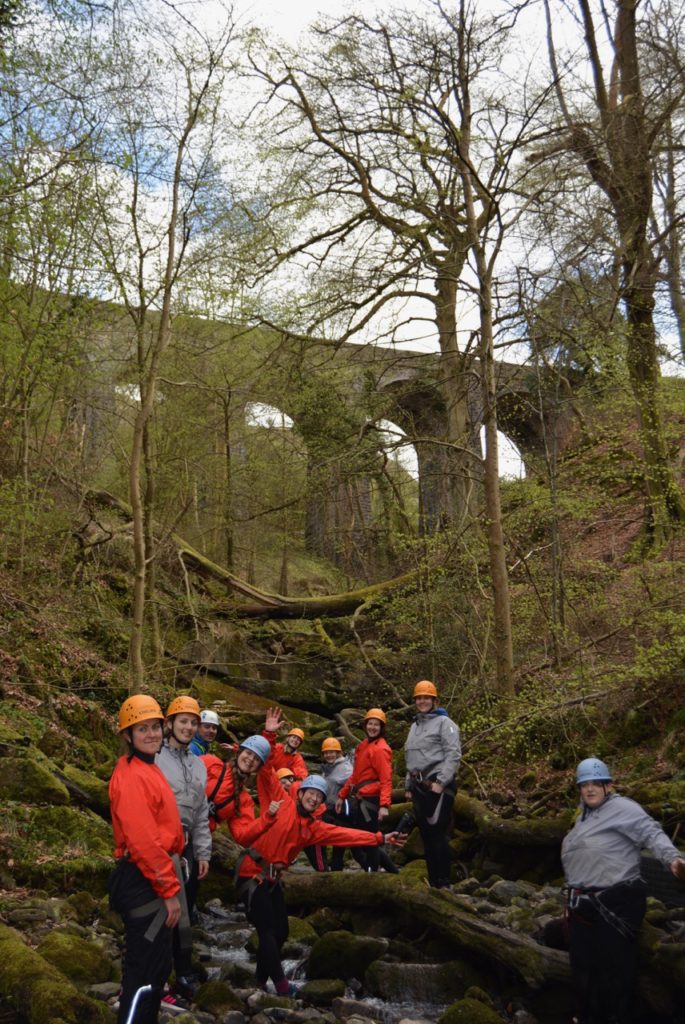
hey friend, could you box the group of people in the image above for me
[108,682,685,1024]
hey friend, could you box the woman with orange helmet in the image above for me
[262,717,308,780]
[320,737,354,870]
[156,694,211,999]
[404,681,461,889]
[336,708,392,872]
[108,695,185,1024]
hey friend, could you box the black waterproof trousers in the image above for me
[348,795,381,870]
[411,783,454,888]
[243,879,289,987]
[171,839,196,980]
[567,879,647,1024]
[111,860,173,1024]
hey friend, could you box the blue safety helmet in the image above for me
[239,735,271,764]
[299,775,328,796]
[576,757,612,785]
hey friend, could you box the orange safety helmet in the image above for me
[321,737,342,753]
[166,695,201,719]
[286,727,305,741]
[276,767,296,780]
[413,680,438,699]
[363,708,387,724]
[118,695,164,732]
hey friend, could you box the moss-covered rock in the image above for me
[305,907,345,935]
[63,891,99,925]
[37,930,112,985]
[438,997,503,1024]
[58,765,110,815]
[0,923,112,1023]
[287,916,324,946]
[299,978,345,1005]
[307,930,388,981]
[219,961,256,987]
[0,758,69,804]
[365,960,484,1003]
[194,979,243,1013]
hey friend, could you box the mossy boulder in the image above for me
[37,931,112,985]
[287,916,320,946]
[5,805,113,894]
[59,765,110,815]
[307,930,388,981]
[219,961,256,987]
[365,960,484,1003]
[305,908,345,935]
[0,758,69,804]
[299,978,345,1005]
[63,892,99,926]
[0,923,112,1023]
[194,979,243,1013]
[438,997,503,1024]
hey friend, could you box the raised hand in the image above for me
[264,706,284,733]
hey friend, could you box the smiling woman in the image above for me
[108,696,184,1024]
[562,758,685,1024]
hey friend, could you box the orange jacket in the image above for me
[236,769,382,880]
[338,736,393,807]
[201,754,276,847]
[262,732,308,780]
[109,753,184,900]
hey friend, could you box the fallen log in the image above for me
[83,487,420,618]
[282,871,571,989]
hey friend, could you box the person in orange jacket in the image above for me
[236,771,404,996]
[262,720,308,779]
[108,695,185,1024]
[336,708,392,871]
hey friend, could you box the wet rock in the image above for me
[438,997,503,1023]
[331,997,380,1020]
[307,931,388,982]
[365,961,484,1003]
[512,1011,539,1023]
[219,962,256,987]
[300,979,345,1006]
[37,929,112,985]
[219,1013,247,1024]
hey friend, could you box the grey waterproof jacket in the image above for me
[322,755,353,809]
[156,742,212,862]
[404,711,461,789]
[562,792,681,889]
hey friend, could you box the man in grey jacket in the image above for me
[156,695,212,1000]
[404,680,461,889]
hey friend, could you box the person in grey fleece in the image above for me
[403,680,461,889]
[156,696,212,999]
[562,757,685,1024]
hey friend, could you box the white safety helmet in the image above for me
[201,710,220,727]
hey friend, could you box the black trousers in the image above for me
[171,840,196,979]
[412,783,454,887]
[243,879,289,987]
[349,795,381,871]
[111,860,174,1024]
[568,879,647,1024]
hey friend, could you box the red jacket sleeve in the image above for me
[225,791,277,846]
[375,741,393,807]
[309,819,383,848]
